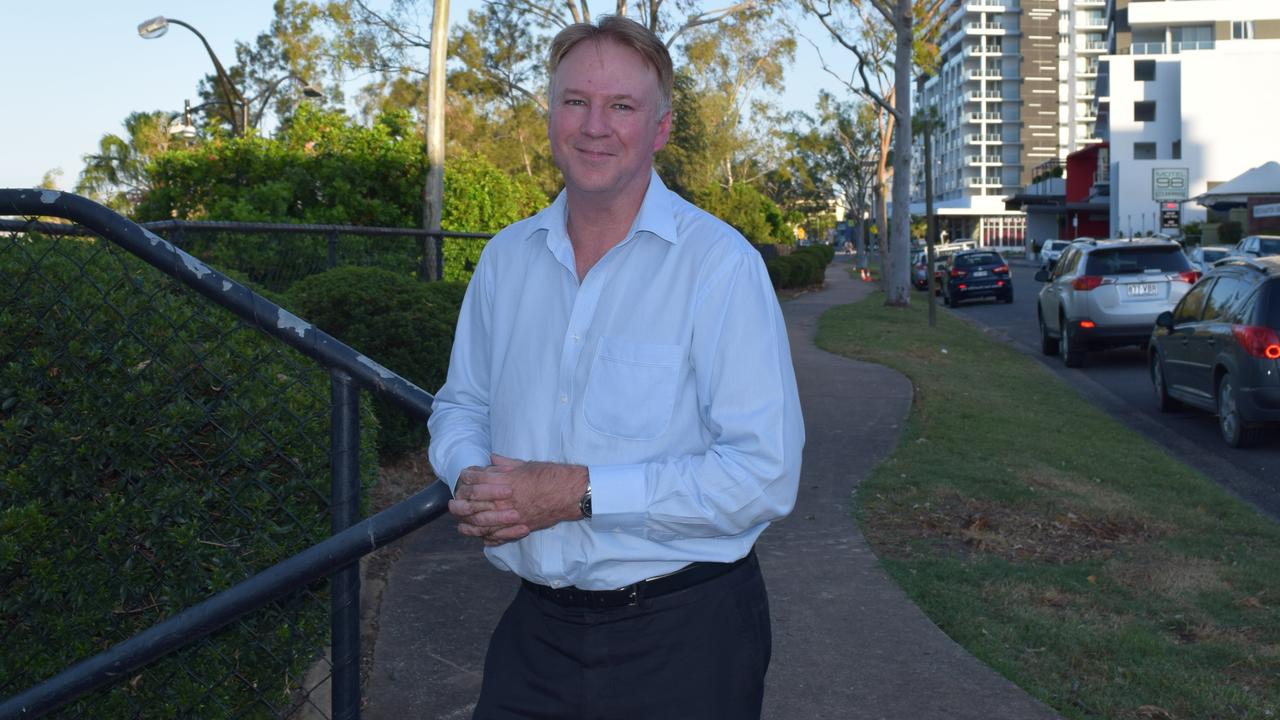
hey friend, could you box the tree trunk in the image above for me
[885,0,913,307]
[422,0,449,281]
[924,115,937,327]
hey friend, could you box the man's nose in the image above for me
[581,104,609,136]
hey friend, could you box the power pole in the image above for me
[422,0,450,281]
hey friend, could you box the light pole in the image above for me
[138,15,249,137]
[249,75,324,129]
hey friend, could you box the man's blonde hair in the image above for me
[547,15,674,115]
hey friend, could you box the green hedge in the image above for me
[766,244,834,289]
[284,267,466,461]
[0,235,378,717]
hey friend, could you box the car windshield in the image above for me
[1203,248,1229,260]
[957,253,1001,267]
[1084,246,1189,276]
[1048,241,1070,251]
[1258,238,1280,255]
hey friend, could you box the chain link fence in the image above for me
[1,218,379,719]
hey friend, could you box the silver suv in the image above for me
[1035,238,1200,367]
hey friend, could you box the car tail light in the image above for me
[950,269,967,278]
[1174,270,1201,284]
[958,283,968,290]
[1079,320,1097,329]
[1072,275,1104,291]
[1232,325,1280,359]
[993,264,1009,274]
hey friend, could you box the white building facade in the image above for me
[1103,0,1280,236]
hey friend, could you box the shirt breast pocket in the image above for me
[583,337,683,441]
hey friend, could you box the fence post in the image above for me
[330,370,362,720]
[327,230,339,269]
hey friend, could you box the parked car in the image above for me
[1187,245,1232,274]
[911,250,930,290]
[1035,238,1200,367]
[927,240,979,293]
[1229,235,1280,259]
[940,250,1013,306]
[1149,256,1280,447]
[1038,239,1072,269]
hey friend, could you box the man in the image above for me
[428,15,803,719]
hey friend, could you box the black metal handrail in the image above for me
[0,189,454,720]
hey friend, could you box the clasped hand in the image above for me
[449,454,587,547]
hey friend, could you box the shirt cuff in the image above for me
[586,463,647,533]
[441,447,492,493]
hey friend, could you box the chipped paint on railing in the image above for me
[277,308,311,337]
[356,355,396,381]
[40,190,60,204]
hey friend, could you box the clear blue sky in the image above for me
[0,1,836,190]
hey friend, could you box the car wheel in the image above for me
[1151,353,1179,413]
[1217,374,1259,448]
[1038,309,1059,356]
[1061,318,1085,368]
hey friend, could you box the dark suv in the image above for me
[941,250,1012,306]
[1149,256,1280,447]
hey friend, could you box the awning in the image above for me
[1195,161,1280,210]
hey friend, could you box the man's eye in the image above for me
[565,98,586,106]
[612,104,633,111]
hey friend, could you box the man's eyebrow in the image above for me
[558,87,642,104]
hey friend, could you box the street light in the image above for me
[138,15,249,137]
[248,74,324,129]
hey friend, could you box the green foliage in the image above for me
[694,183,792,246]
[284,267,467,460]
[137,108,548,287]
[1,234,378,717]
[766,244,833,289]
[441,154,548,283]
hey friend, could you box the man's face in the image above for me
[547,38,672,201]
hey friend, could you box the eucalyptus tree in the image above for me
[75,111,176,216]
[800,0,946,306]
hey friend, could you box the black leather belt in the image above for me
[522,549,756,609]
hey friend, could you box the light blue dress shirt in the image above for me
[428,171,804,591]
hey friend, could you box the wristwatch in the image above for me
[579,480,593,519]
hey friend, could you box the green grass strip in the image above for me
[815,290,1280,720]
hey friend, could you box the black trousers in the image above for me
[472,553,772,720]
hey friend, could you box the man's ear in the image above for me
[653,109,673,153]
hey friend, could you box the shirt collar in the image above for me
[526,170,680,247]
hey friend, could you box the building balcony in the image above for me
[1074,0,1104,6]
[1078,64,1099,77]
[967,133,1004,144]
[965,22,1006,34]
[1076,14,1108,30]
[966,155,1003,166]
[967,90,1004,102]
[1079,40,1109,53]
[967,68,1004,81]
[967,176,1004,187]
[1129,39,1214,55]
[965,44,1004,57]
[965,0,1007,11]
[967,111,1003,123]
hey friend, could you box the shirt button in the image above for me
[572,333,581,343]
[560,394,569,404]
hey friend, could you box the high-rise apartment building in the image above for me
[912,0,1110,248]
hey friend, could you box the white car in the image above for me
[1038,239,1072,269]
[1187,245,1231,274]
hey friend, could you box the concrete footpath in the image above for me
[363,255,1061,719]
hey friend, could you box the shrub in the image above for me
[284,267,466,461]
[766,244,834,289]
[441,155,548,283]
[0,234,378,717]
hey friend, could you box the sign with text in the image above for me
[1152,167,1190,201]
[1160,201,1181,229]
[1254,203,1280,219]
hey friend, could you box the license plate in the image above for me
[1127,283,1157,297]
[972,270,988,277]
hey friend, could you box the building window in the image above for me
[1135,60,1155,81]
[1172,140,1181,159]
[1134,101,1156,122]
[1134,142,1156,160]
[1233,21,1254,40]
